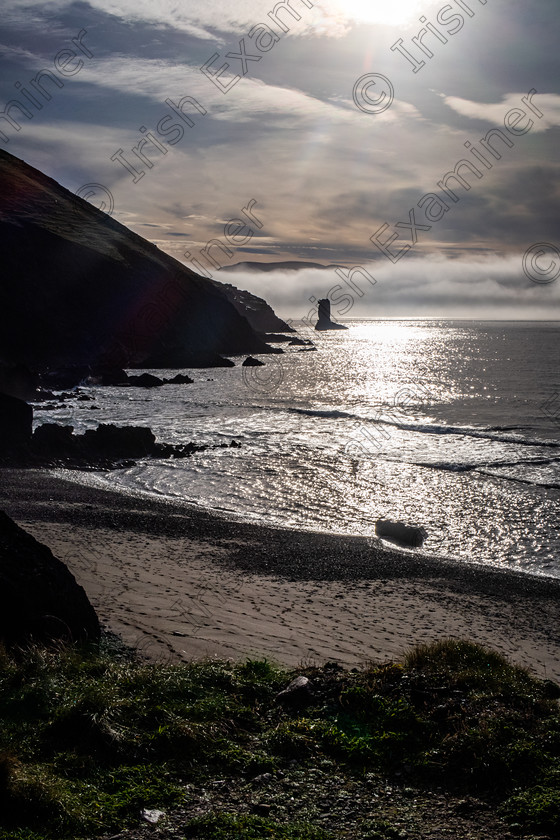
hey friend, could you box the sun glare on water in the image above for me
[336,0,423,26]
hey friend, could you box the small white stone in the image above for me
[141,808,165,824]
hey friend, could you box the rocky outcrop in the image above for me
[126,373,166,388]
[0,510,100,646]
[288,337,314,346]
[0,364,38,401]
[0,395,234,468]
[242,356,265,366]
[40,366,91,390]
[139,351,236,369]
[29,422,207,467]
[210,281,294,333]
[315,299,348,331]
[86,367,130,386]
[80,424,157,460]
[21,420,239,469]
[41,369,195,389]
[127,372,194,387]
[0,393,33,455]
[167,374,194,384]
[0,150,278,372]
[32,423,76,457]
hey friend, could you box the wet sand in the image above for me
[1,469,559,681]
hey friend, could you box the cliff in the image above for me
[0,150,278,370]
[211,281,294,333]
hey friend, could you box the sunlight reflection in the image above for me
[329,0,425,26]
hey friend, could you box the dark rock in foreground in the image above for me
[0,363,38,401]
[0,393,33,454]
[0,510,100,646]
[33,423,76,456]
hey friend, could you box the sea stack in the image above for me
[315,299,348,331]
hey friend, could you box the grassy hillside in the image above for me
[0,638,559,839]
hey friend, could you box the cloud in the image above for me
[2,0,559,282]
[64,55,421,132]
[443,91,560,133]
[3,0,353,39]
[218,255,560,320]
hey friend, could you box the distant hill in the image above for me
[222,261,344,273]
[0,151,279,370]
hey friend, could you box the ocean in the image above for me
[37,321,560,579]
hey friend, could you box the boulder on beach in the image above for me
[80,424,156,459]
[0,510,100,646]
[375,520,427,548]
[32,423,75,455]
[0,392,33,454]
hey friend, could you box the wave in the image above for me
[283,406,559,449]
[414,455,560,490]
[287,407,359,421]
[383,420,559,448]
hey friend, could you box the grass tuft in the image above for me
[184,812,333,839]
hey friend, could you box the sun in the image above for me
[336,0,423,26]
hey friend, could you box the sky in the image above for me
[1,0,560,318]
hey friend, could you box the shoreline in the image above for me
[1,468,560,681]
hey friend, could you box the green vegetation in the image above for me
[0,638,558,838]
[184,813,333,839]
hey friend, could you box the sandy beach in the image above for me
[1,468,559,682]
